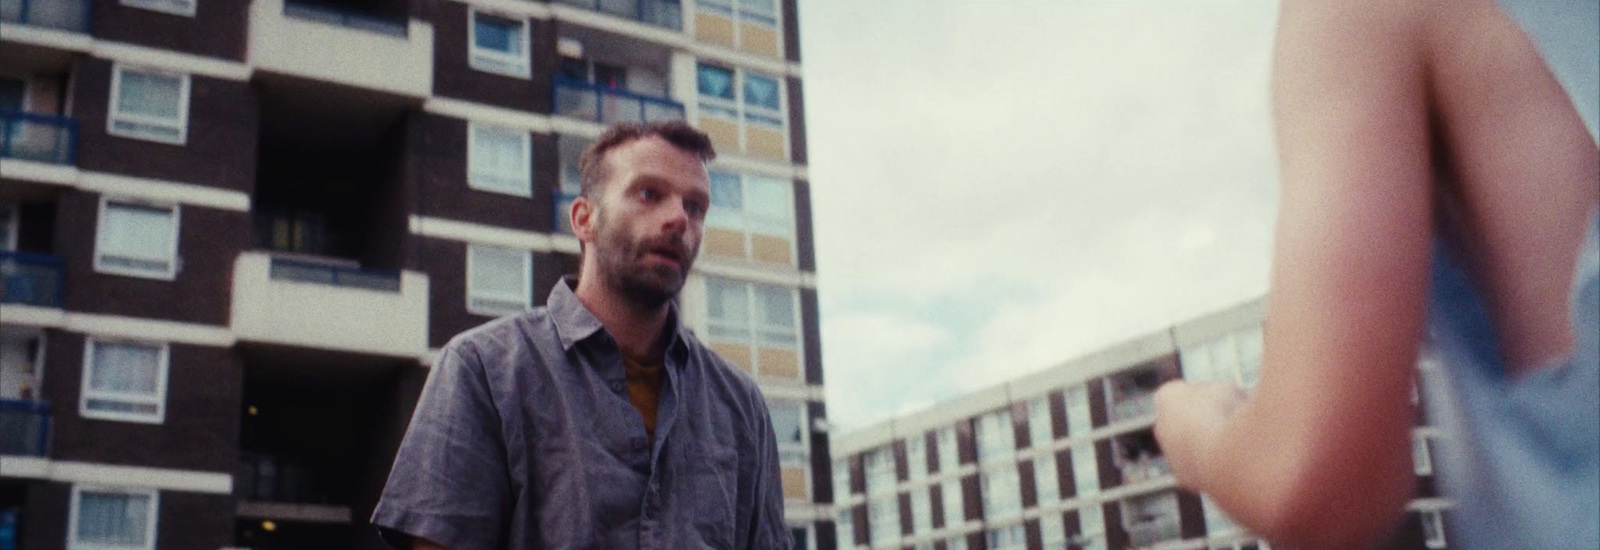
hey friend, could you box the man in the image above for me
[372,121,791,550]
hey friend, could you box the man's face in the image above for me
[578,136,710,309]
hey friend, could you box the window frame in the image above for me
[1421,510,1447,549]
[67,485,160,550]
[703,277,802,377]
[695,63,789,155]
[120,0,196,17]
[107,65,191,145]
[78,338,170,425]
[93,197,181,281]
[769,399,809,469]
[466,122,534,197]
[465,244,533,318]
[467,9,532,79]
[1412,433,1434,476]
[0,202,18,251]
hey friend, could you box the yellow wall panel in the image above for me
[746,126,786,160]
[695,12,735,48]
[699,117,742,156]
[704,228,749,260]
[749,234,793,266]
[757,347,800,379]
[738,24,780,58]
[782,467,810,500]
[711,342,753,372]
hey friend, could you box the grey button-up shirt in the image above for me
[372,278,790,550]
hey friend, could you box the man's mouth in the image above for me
[645,246,685,268]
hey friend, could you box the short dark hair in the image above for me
[578,121,717,199]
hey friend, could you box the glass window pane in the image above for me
[474,14,521,54]
[1072,443,1098,496]
[89,342,161,396]
[471,246,526,297]
[907,435,928,480]
[743,72,780,111]
[1066,385,1092,436]
[868,496,900,545]
[1035,454,1059,505]
[99,203,175,263]
[770,402,803,446]
[710,171,744,209]
[976,409,1014,462]
[936,426,959,472]
[753,284,794,329]
[75,491,150,545]
[981,466,1021,519]
[1028,397,1053,448]
[910,488,932,534]
[557,137,591,192]
[706,278,750,325]
[117,70,181,120]
[942,479,964,526]
[744,175,794,235]
[0,78,24,112]
[697,64,735,99]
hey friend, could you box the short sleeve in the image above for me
[371,346,511,550]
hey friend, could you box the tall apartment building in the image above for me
[0,0,834,548]
[831,299,1453,550]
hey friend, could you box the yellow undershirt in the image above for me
[621,354,664,443]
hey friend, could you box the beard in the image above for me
[592,207,696,310]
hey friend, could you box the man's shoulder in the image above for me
[438,308,556,369]
[679,330,768,407]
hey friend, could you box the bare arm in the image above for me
[1156,0,1433,547]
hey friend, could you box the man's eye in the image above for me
[639,188,660,201]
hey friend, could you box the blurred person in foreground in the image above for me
[1153,0,1598,548]
[370,121,790,550]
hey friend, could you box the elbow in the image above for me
[1245,447,1416,550]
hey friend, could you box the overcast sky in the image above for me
[796,0,1285,432]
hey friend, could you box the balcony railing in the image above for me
[1110,392,1156,423]
[283,0,407,38]
[553,78,685,125]
[269,256,401,293]
[0,400,50,457]
[1120,456,1171,484]
[554,0,681,30]
[0,0,91,33]
[239,452,329,504]
[0,251,63,308]
[1,111,77,165]
[1126,516,1182,548]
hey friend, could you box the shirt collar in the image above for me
[548,276,691,360]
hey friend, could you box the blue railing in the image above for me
[283,0,408,38]
[0,0,92,33]
[0,111,77,165]
[553,78,685,125]
[0,400,50,457]
[555,0,681,30]
[0,251,63,308]
[554,190,580,235]
[269,257,401,293]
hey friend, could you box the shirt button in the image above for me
[610,380,625,393]
[632,437,646,451]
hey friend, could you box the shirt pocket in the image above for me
[686,439,739,549]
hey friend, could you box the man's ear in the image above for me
[572,196,596,243]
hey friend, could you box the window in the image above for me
[986,524,1025,550]
[1071,442,1098,496]
[864,446,896,496]
[941,479,964,526]
[705,170,796,264]
[1066,384,1092,436]
[95,199,179,280]
[696,64,738,118]
[833,459,850,499]
[1413,434,1433,476]
[835,506,854,549]
[1078,504,1107,550]
[0,77,24,111]
[557,136,591,193]
[976,409,1014,463]
[936,426,960,472]
[906,434,929,480]
[770,401,807,467]
[946,536,968,550]
[704,278,800,377]
[1035,454,1060,506]
[469,11,530,78]
[1040,513,1066,548]
[467,123,532,196]
[68,485,159,550]
[790,527,809,550]
[1421,510,1447,549]
[980,466,1021,520]
[121,0,196,17]
[1028,396,1054,448]
[696,63,787,156]
[909,487,932,535]
[741,72,782,128]
[0,203,17,251]
[700,0,777,29]
[79,339,168,424]
[108,65,189,144]
[868,496,900,546]
[466,245,532,317]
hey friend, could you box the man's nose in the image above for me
[661,197,690,233]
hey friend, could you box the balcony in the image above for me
[0,400,49,457]
[0,251,62,308]
[554,0,682,31]
[248,0,433,98]
[0,111,76,165]
[0,0,90,33]
[231,252,427,358]
[553,77,684,125]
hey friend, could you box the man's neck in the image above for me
[573,274,672,363]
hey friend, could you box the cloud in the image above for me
[801,1,1283,431]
